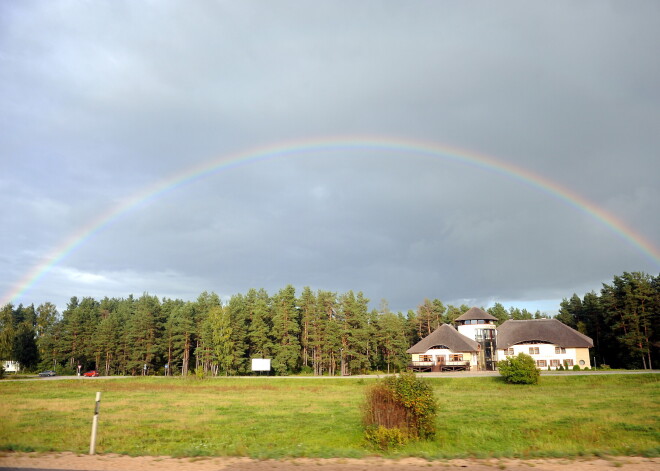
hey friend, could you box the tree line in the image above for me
[0,271,657,375]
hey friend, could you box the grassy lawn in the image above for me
[0,374,658,459]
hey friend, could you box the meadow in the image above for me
[0,374,658,459]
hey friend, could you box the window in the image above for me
[477,319,485,324]
[529,347,540,355]
[564,359,574,367]
[579,360,586,366]
[419,355,432,362]
[537,360,547,367]
[449,354,463,362]
[550,359,560,367]
[505,348,514,356]
[555,347,566,354]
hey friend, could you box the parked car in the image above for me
[83,370,99,377]
[38,370,57,377]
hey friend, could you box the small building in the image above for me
[2,360,20,373]
[496,319,593,369]
[407,324,479,372]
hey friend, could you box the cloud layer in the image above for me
[2,1,658,313]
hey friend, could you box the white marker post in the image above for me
[89,392,101,455]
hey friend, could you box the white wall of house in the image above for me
[412,349,476,369]
[497,344,591,369]
[457,323,495,341]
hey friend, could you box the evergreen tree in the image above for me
[246,288,273,359]
[0,304,16,362]
[336,291,370,375]
[487,302,509,325]
[225,294,249,373]
[125,293,162,375]
[271,285,300,375]
[298,286,315,369]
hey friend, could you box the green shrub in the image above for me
[54,364,76,376]
[558,364,564,371]
[0,364,5,379]
[497,353,540,385]
[363,372,438,448]
[572,365,580,371]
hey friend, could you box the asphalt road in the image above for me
[3,369,658,382]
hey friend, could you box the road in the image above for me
[2,369,659,382]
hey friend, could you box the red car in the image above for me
[83,370,99,377]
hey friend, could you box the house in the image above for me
[407,324,479,372]
[407,307,594,372]
[497,319,593,369]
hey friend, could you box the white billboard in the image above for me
[251,358,271,372]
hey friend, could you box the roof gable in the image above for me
[496,319,593,349]
[407,324,479,353]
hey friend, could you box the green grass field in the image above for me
[0,374,658,459]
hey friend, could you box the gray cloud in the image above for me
[1,1,658,313]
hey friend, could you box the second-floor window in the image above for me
[529,347,540,355]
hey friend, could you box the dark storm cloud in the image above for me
[1,1,658,313]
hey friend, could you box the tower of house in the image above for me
[455,307,498,370]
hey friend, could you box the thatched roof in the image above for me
[496,319,593,349]
[407,324,479,353]
[455,307,498,322]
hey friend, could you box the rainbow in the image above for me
[2,136,659,306]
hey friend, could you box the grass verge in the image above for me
[0,374,658,459]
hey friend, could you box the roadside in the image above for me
[0,452,658,471]
[2,370,658,381]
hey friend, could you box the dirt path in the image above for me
[0,453,657,471]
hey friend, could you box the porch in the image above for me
[408,360,471,372]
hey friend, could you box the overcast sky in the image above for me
[1,1,659,315]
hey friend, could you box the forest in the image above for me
[0,271,657,376]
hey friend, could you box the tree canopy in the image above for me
[1,272,657,374]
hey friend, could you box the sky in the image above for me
[1,1,659,316]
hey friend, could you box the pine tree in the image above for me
[271,285,301,375]
[298,286,315,368]
[246,288,273,360]
[225,294,249,373]
[125,293,162,375]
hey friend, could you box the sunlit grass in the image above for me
[0,374,658,459]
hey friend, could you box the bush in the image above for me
[0,365,5,379]
[54,364,76,376]
[364,425,408,450]
[558,364,564,371]
[572,365,581,371]
[363,372,437,448]
[498,353,540,385]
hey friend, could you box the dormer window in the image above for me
[430,345,449,350]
